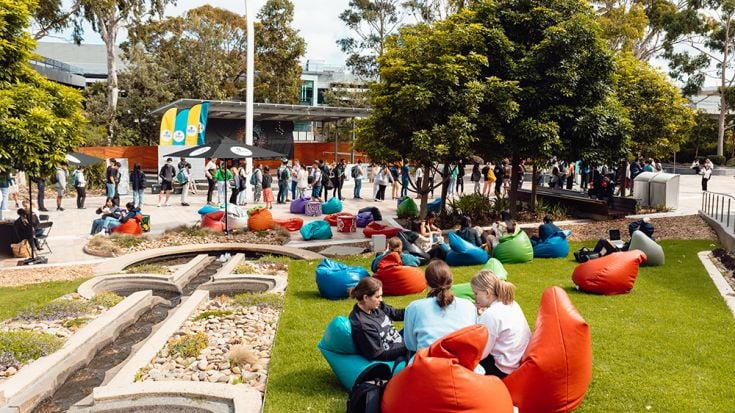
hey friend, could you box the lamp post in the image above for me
[245,0,255,176]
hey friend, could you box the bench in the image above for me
[516,188,636,220]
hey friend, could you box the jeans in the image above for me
[354,179,362,198]
[312,185,321,198]
[133,189,144,209]
[216,181,225,204]
[106,183,115,199]
[291,181,297,200]
[254,185,262,203]
[0,187,8,220]
[401,180,409,197]
[277,181,288,203]
[237,189,247,205]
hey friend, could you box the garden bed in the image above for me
[710,248,735,292]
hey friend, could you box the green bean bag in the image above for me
[483,258,509,280]
[451,259,507,303]
[628,230,665,266]
[397,197,419,218]
[451,282,475,303]
[317,316,404,390]
[493,229,533,264]
[322,197,343,215]
[300,220,333,241]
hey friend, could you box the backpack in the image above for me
[176,169,186,184]
[346,363,392,413]
[250,170,258,186]
[50,172,59,185]
[279,166,289,182]
[352,166,360,178]
[71,171,79,187]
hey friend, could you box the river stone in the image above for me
[197,360,208,371]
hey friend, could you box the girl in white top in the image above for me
[296,166,309,198]
[471,270,531,378]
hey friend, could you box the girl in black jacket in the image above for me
[348,277,406,361]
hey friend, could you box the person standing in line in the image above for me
[33,176,48,212]
[310,162,322,199]
[214,160,233,205]
[228,161,240,205]
[320,160,331,202]
[72,166,86,209]
[456,159,465,194]
[332,160,345,200]
[8,172,20,209]
[370,163,380,201]
[415,163,424,199]
[376,164,391,201]
[105,158,117,202]
[157,158,176,207]
[113,161,122,206]
[130,163,146,209]
[338,159,347,200]
[291,159,301,201]
[252,164,263,203]
[0,172,9,220]
[297,163,308,199]
[353,160,364,199]
[205,157,217,205]
[481,162,491,197]
[401,160,411,198]
[277,159,290,204]
[566,162,575,190]
[447,162,457,198]
[428,162,437,198]
[471,162,482,194]
[389,163,400,199]
[236,160,248,206]
[503,159,512,195]
[701,162,713,191]
[180,163,191,206]
[55,162,68,211]
[262,166,274,209]
[494,161,505,197]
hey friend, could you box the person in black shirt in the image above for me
[531,215,561,244]
[349,277,406,361]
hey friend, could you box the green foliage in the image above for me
[163,224,211,238]
[194,310,233,321]
[447,193,494,226]
[532,199,568,221]
[126,263,168,274]
[707,155,726,166]
[234,292,283,309]
[80,162,106,189]
[0,279,89,322]
[0,331,63,365]
[17,299,91,321]
[62,317,91,329]
[168,332,209,358]
[726,158,735,166]
[90,291,123,308]
[109,234,146,248]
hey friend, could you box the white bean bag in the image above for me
[628,230,664,266]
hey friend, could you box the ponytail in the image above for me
[495,280,516,305]
[425,260,455,308]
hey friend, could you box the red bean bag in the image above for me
[382,324,513,413]
[503,286,592,413]
[272,217,304,231]
[248,207,274,232]
[324,212,354,226]
[202,210,225,232]
[363,222,402,238]
[373,252,426,296]
[572,250,647,295]
[113,215,143,236]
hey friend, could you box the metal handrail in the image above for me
[702,191,735,230]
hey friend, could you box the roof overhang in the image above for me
[149,99,370,122]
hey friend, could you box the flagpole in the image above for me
[245,0,255,183]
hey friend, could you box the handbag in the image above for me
[11,239,32,258]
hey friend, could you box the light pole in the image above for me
[245,0,255,176]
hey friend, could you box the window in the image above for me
[300,81,314,106]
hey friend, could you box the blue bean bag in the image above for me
[318,316,405,390]
[290,197,310,214]
[300,220,333,241]
[356,211,373,228]
[445,232,489,266]
[532,230,571,259]
[315,259,370,300]
[197,205,219,215]
[322,197,343,215]
[493,229,534,264]
[371,252,420,273]
[483,257,509,280]
[427,198,441,213]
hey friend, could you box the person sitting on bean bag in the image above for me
[415,212,447,260]
[531,215,561,245]
[371,237,421,272]
[585,217,656,260]
[455,215,485,248]
[404,260,476,355]
[349,277,407,361]
[471,270,531,378]
[106,202,140,233]
[485,212,516,254]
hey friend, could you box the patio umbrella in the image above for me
[165,138,287,233]
[66,152,105,167]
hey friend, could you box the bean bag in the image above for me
[382,325,513,413]
[363,222,402,239]
[202,210,225,232]
[356,211,373,228]
[317,316,403,390]
[445,232,489,266]
[572,250,647,295]
[290,197,310,214]
[396,231,430,265]
[359,206,382,221]
[197,205,219,215]
[373,252,427,296]
[315,258,370,300]
[503,287,592,413]
[324,212,355,226]
[225,214,248,230]
[483,258,509,280]
[397,197,418,218]
[450,282,475,303]
[533,229,571,259]
[112,215,143,236]
[322,197,343,214]
[300,220,333,241]
[493,229,534,264]
[247,207,273,232]
[370,252,420,273]
[628,230,664,266]
[427,198,441,213]
[272,217,304,231]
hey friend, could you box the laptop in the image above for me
[609,229,625,249]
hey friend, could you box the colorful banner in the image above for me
[173,109,189,146]
[159,108,177,146]
[198,102,209,145]
[185,104,201,146]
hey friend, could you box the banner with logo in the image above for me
[173,109,189,146]
[159,108,177,146]
[185,104,201,146]
[198,102,209,145]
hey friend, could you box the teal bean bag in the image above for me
[445,232,489,266]
[197,205,219,215]
[532,230,571,259]
[315,258,369,300]
[493,229,534,264]
[300,220,333,241]
[322,197,343,214]
[317,316,404,390]
[482,258,509,280]
[451,282,475,303]
[628,230,665,266]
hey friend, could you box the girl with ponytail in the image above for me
[471,270,531,378]
[403,260,477,354]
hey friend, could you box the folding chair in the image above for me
[36,221,53,253]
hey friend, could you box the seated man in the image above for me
[12,208,36,250]
[628,217,654,240]
[455,216,484,248]
[531,215,561,244]
[586,217,655,260]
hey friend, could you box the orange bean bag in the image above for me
[373,252,426,296]
[272,217,304,231]
[112,215,143,236]
[572,250,647,295]
[363,222,402,238]
[248,207,273,232]
[324,212,354,226]
[382,324,513,413]
[202,210,225,232]
[503,286,592,413]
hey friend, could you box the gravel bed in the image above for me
[0,265,95,288]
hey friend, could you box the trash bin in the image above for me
[649,173,680,210]
[633,172,657,207]
[141,215,151,232]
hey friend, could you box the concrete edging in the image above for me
[0,291,155,413]
[697,251,735,320]
[201,274,288,296]
[699,211,735,252]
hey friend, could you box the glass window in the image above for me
[300,81,314,106]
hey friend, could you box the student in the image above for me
[416,212,445,258]
[471,270,531,378]
[130,163,146,209]
[215,161,233,205]
[179,163,191,206]
[531,214,561,244]
[348,277,406,361]
[105,202,140,233]
[158,158,176,207]
[455,215,484,248]
[89,199,123,236]
[72,166,86,209]
[262,165,274,209]
[403,260,477,353]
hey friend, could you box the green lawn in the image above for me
[265,240,735,412]
[0,278,90,321]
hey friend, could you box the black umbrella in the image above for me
[165,138,287,234]
[66,152,105,167]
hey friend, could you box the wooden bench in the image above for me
[516,188,637,220]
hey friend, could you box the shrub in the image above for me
[447,193,494,226]
[110,234,146,248]
[228,344,259,367]
[164,225,211,238]
[234,292,283,309]
[234,263,256,274]
[62,317,91,330]
[90,291,123,308]
[0,331,64,369]
[126,263,168,274]
[168,332,209,358]
[707,155,726,165]
[194,310,233,321]
[17,299,91,321]
[86,236,121,256]
[726,158,735,167]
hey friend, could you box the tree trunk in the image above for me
[101,18,120,146]
[439,163,449,216]
[418,162,430,219]
[531,163,538,212]
[509,153,520,218]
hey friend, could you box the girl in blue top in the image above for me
[404,260,477,353]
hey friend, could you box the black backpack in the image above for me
[347,363,392,413]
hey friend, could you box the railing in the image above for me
[702,191,735,231]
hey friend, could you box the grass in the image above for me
[264,240,735,412]
[0,279,89,322]
[126,263,169,274]
[194,309,233,321]
[109,234,147,248]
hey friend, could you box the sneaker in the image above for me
[163,203,170,207]
[157,203,161,207]
[181,203,190,206]
[57,207,64,211]
[39,208,49,212]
